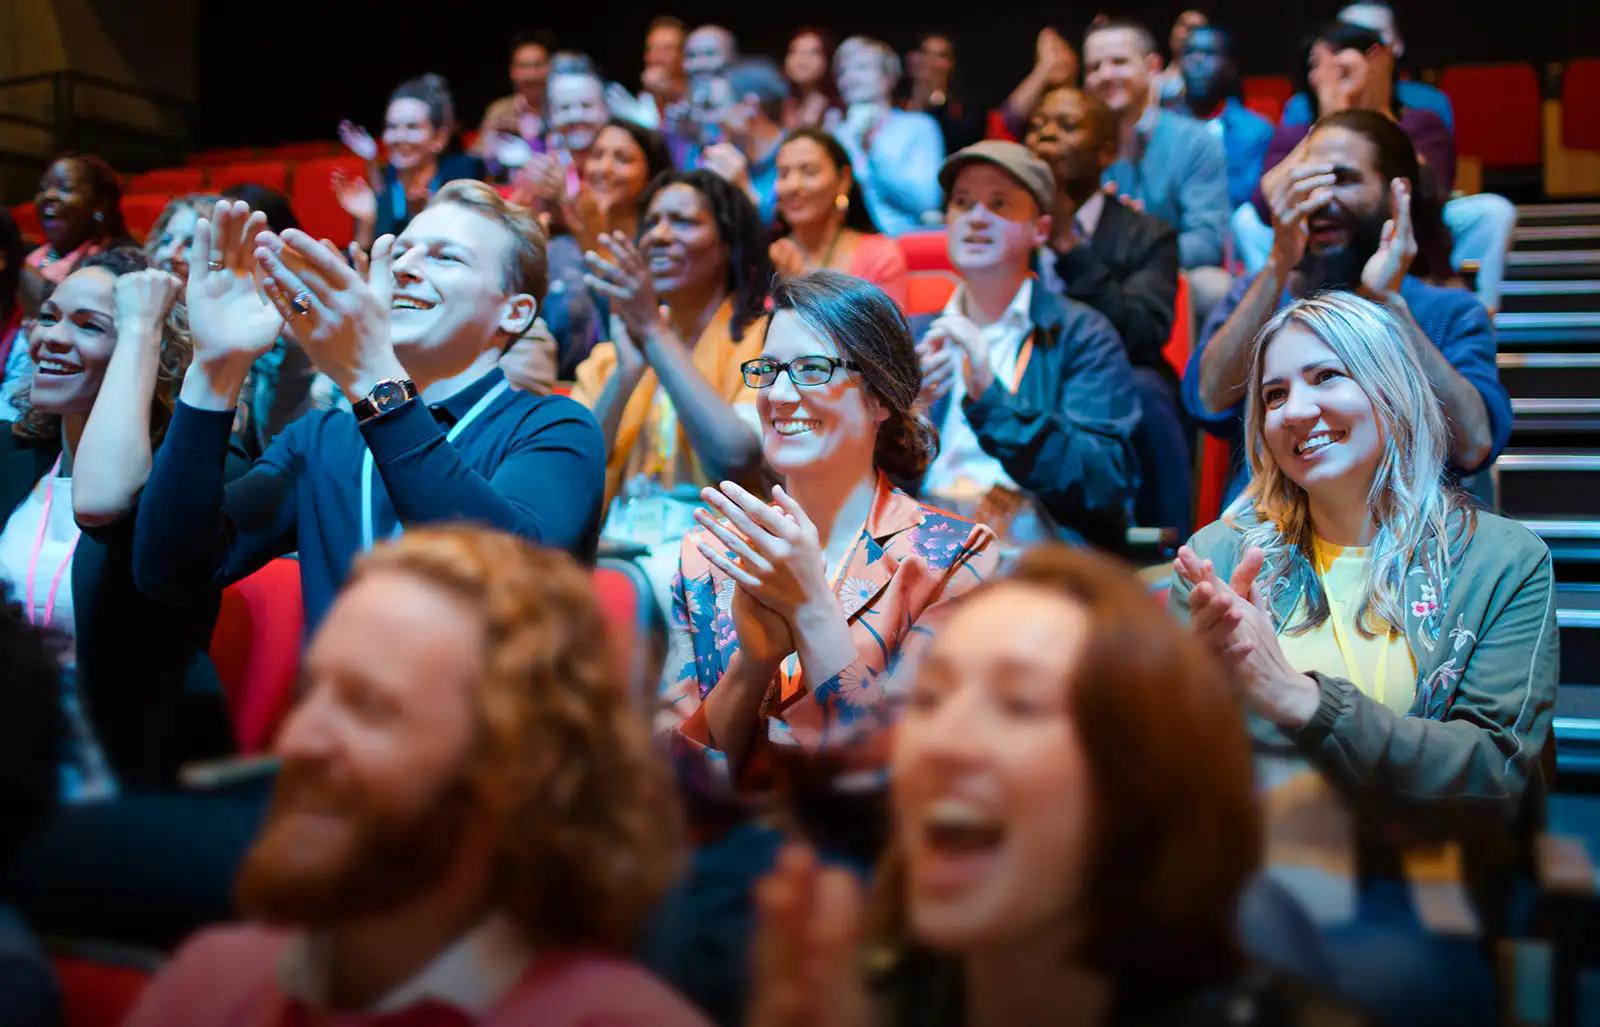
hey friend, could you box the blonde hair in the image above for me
[349,527,683,948]
[427,180,549,304]
[833,35,902,83]
[143,193,222,256]
[1231,292,1476,637]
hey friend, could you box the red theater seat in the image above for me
[1161,273,1194,379]
[593,559,662,704]
[54,955,151,1027]
[1439,63,1542,169]
[1563,58,1600,152]
[210,558,304,753]
[186,146,259,167]
[1240,75,1293,124]
[896,229,952,274]
[904,272,959,317]
[291,156,365,248]
[120,193,173,243]
[11,202,42,243]
[125,167,206,195]
[208,160,289,194]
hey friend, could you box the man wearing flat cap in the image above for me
[908,140,1142,552]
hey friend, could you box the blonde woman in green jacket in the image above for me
[1170,289,1555,1023]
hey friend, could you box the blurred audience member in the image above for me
[698,58,790,224]
[545,52,611,166]
[782,28,838,130]
[1154,8,1210,105]
[911,142,1138,551]
[20,154,131,320]
[1,209,34,421]
[903,32,985,153]
[768,129,909,308]
[1025,86,1189,535]
[1172,292,1552,1024]
[1281,3,1455,131]
[749,547,1352,1026]
[643,15,689,115]
[997,28,1080,140]
[475,30,558,178]
[133,188,605,634]
[335,74,487,249]
[128,527,708,1027]
[684,24,738,83]
[1084,20,1231,324]
[829,36,945,235]
[1187,110,1509,503]
[1174,25,1274,211]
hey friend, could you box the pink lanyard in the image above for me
[25,454,80,628]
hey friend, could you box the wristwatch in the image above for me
[352,378,419,424]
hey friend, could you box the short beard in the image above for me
[1297,210,1386,293]
[236,765,476,928]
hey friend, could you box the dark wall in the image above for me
[195,0,1599,149]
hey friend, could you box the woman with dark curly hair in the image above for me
[19,153,132,320]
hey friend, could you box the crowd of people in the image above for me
[0,5,1560,1026]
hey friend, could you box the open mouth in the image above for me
[913,798,1006,890]
[391,295,437,312]
[36,357,83,376]
[1307,216,1347,245]
[773,418,821,437]
[647,253,681,275]
[1295,429,1347,456]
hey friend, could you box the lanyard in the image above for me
[1009,333,1034,393]
[360,381,510,550]
[26,454,81,629]
[1314,546,1392,707]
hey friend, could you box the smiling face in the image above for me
[785,32,828,89]
[754,308,885,477]
[583,125,653,214]
[28,265,117,414]
[510,43,550,98]
[893,583,1091,951]
[35,158,102,253]
[382,97,445,173]
[836,48,893,106]
[776,136,849,230]
[149,204,200,280]
[388,203,527,378]
[237,569,485,924]
[1083,28,1157,117]
[548,73,607,153]
[638,183,726,300]
[944,163,1047,275]
[915,35,955,89]
[1258,324,1383,500]
[1024,89,1110,194]
[684,26,734,80]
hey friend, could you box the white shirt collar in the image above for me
[944,277,1034,333]
[1074,190,1107,241]
[277,913,533,1017]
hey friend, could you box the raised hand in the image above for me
[112,268,181,342]
[747,844,871,1027]
[488,131,535,170]
[186,200,284,369]
[922,314,994,396]
[701,142,753,192]
[337,119,378,162]
[331,169,377,224]
[583,231,666,345]
[1361,178,1416,298]
[768,238,807,278]
[513,153,567,210]
[255,228,406,402]
[914,334,960,410]
[1269,163,1336,272]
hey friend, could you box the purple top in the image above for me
[1252,106,1456,221]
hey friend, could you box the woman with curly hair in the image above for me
[1171,291,1555,1023]
[0,248,216,794]
[18,153,132,321]
[128,526,709,1026]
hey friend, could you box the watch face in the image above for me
[373,381,407,408]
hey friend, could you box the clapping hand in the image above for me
[337,119,378,162]
[914,334,960,410]
[1173,545,1320,729]
[500,318,558,396]
[701,142,753,192]
[583,232,667,345]
[254,228,407,403]
[921,314,994,397]
[112,268,181,343]
[693,482,834,623]
[331,169,377,224]
[1360,178,1415,298]
[186,200,283,369]
[747,844,871,1027]
[768,238,807,279]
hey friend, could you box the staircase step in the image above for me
[1499,280,1600,314]
[1513,226,1600,250]
[1495,312,1600,332]
[1498,352,1600,399]
[1496,451,1600,519]
[1516,203,1600,222]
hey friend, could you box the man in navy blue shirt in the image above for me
[1184,110,1510,502]
[134,183,606,630]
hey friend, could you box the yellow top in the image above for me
[1277,538,1417,715]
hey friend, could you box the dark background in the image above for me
[194,0,1600,149]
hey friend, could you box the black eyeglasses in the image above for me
[740,355,862,389]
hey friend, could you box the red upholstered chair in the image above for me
[1161,272,1193,378]
[291,156,366,249]
[186,146,259,167]
[1439,63,1542,169]
[592,559,663,706]
[208,160,289,194]
[120,194,174,243]
[896,229,953,273]
[54,955,152,1027]
[11,202,42,244]
[1563,58,1600,152]
[904,272,960,317]
[984,108,1018,142]
[125,167,206,195]
[1240,75,1293,124]
[210,558,305,754]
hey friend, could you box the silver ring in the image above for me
[289,292,313,316]
[207,258,224,271]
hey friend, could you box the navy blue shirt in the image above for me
[133,368,606,632]
[1182,274,1513,502]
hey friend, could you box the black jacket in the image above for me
[908,285,1141,550]
[1,425,230,790]
[1046,196,1180,374]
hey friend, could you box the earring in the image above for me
[835,193,849,213]
[93,211,104,222]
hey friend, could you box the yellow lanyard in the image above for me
[1314,545,1392,707]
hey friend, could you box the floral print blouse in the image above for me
[658,475,998,808]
